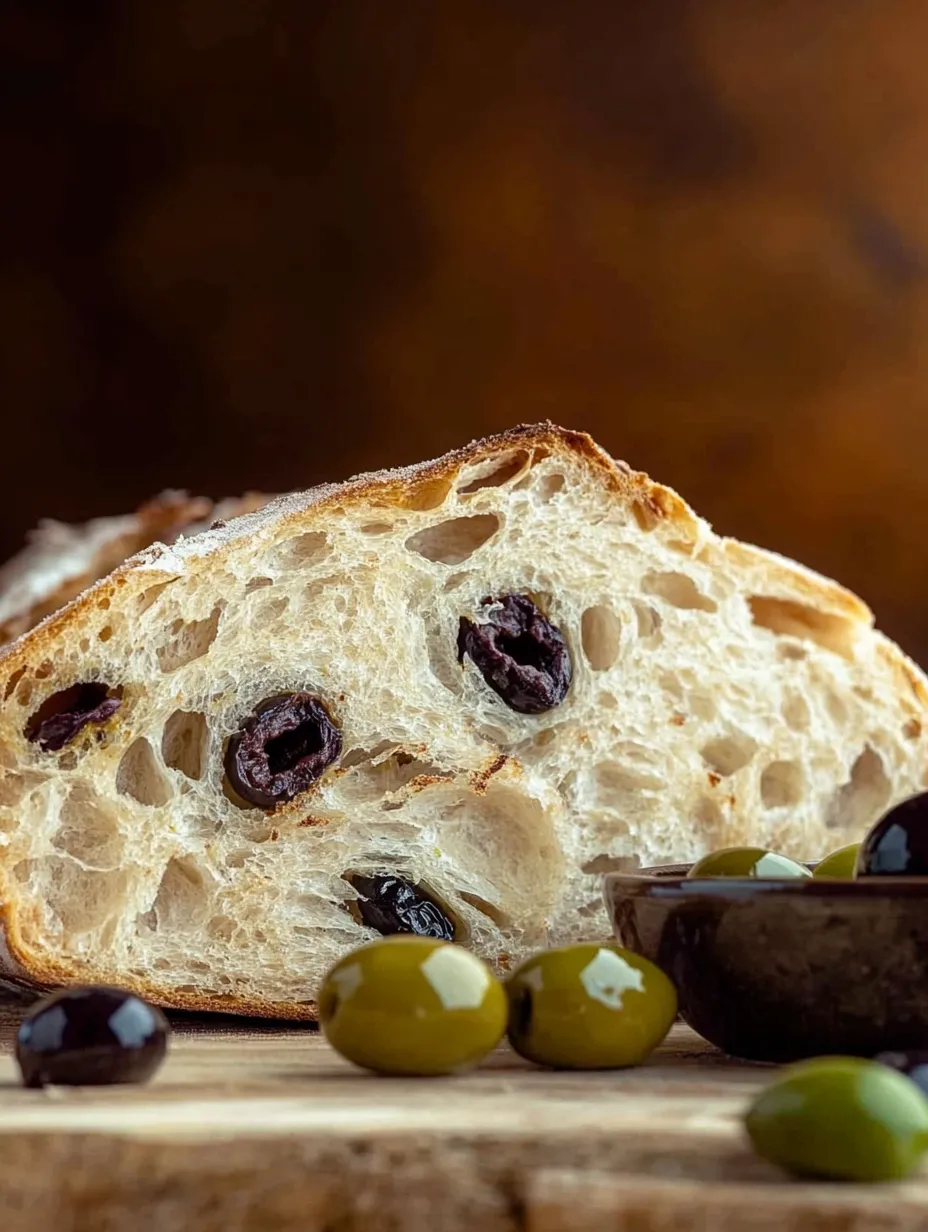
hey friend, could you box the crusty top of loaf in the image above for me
[1,423,881,671]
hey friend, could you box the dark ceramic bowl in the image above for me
[605,864,928,1063]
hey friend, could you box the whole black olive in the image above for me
[457,594,572,714]
[16,986,170,1088]
[225,692,342,810]
[856,793,928,876]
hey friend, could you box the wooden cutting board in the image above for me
[0,999,925,1232]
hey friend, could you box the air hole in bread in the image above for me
[903,718,922,741]
[360,521,393,535]
[642,571,718,613]
[425,623,463,695]
[778,642,807,662]
[612,740,665,767]
[581,605,622,671]
[340,741,401,769]
[15,857,130,937]
[632,602,662,642]
[580,853,641,875]
[825,689,849,723]
[760,760,805,810]
[260,594,290,621]
[116,738,172,807]
[162,710,209,781]
[207,915,236,941]
[477,721,512,745]
[631,498,662,532]
[693,796,725,846]
[54,784,125,866]
[34,660,54,680]
[667,538,696,556]
[402,475,454,511]
[339,749,449,803]
[225,849,257,869]
[405,514,500,565]
[436,784,561,917]
[519,726,560,755]
[98,625,113,642]
[458,450,530,494]
[245,577,273,594]
[748,596,858,659]
[16,679,34,706]
[136,580,175,614]
[152,856,211,932]
[443,572,471,592]
[825,746,891,831]
[3,667,26,702]
[458,891,509,927]
[593,761,666,800]
[537,472,567,502]
[781,691,810,731]
[0,772,42,814]
[700,732,758,777]
[156,606,222,672]
[659,670,684,702]
[688,691,717,722]
[271,531,329,570]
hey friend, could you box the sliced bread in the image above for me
[0,424,924,1018]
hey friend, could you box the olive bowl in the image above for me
[605,865,928,1063]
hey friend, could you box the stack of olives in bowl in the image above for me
[687,788,928,883]
[318,936,677,1076]
[604,790,928,1181]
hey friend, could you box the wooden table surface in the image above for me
[0,995,924,1232]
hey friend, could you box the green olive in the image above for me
[688,847,812,879]
[505,944,677,1069]
[813,843,861,879]
[746,1057,928,1182]
[318,936,506,1075]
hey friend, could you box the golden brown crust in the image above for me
[718,538,873,624]
[0,426,621,675]
[0,899,318,1019]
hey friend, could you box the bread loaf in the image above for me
[0,492,271,646]
[0,424,924,1019]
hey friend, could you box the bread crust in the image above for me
[0,422,923,1019]
[0,491,271,647]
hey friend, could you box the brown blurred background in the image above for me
[3,1,928,660]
